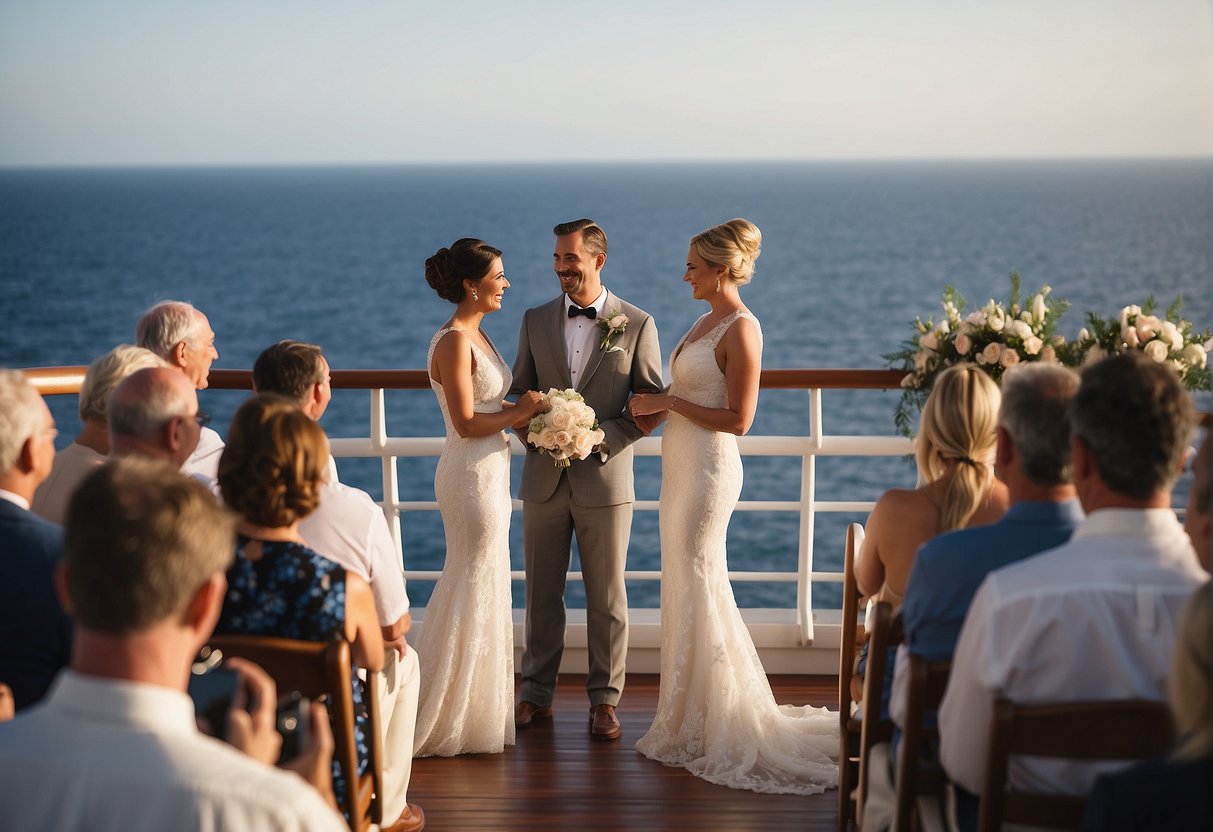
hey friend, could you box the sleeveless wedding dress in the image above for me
[634,310,839,794]
[413,328,515,757]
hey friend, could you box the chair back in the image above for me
[856,601,903,828]
[894,653,952,832]
[209,634,383,831]
[977,697,1175,832]
[838,522,865,832]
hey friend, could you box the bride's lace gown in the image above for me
[413,328,515,757]
[635,311,839,794]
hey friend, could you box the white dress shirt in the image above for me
[938,508,1205,798]
[300,478,410,622]
[564,288,608,388]
[31,442,105,524]
[0,671,346,831]
[181,425,225,481]
[0,488,30,510]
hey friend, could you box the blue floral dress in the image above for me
[215,536,369,818]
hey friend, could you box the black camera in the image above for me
[276,690,310,762]
[187,658,240,741]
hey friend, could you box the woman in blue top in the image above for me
[215,394,384,818]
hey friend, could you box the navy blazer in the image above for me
[0,498,72,710]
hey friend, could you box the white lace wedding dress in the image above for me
[413,328,515,757]
[634,311,839,794]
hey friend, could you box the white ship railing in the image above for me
[27,366,910,674]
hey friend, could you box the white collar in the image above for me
[45,670,198,737]
[0,488,30,511]
[1071,507,1185,542]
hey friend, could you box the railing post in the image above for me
[797,387,824,645]
[370,388,404,568]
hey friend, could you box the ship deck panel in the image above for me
[410,673,840,831]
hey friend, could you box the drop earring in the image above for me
[715,277,721,293]
[472,290,478,302]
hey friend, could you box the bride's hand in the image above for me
[629,393,670,417]
[511,390,547,425]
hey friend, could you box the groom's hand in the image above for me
[634,412,665,436]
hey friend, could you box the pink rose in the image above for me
[999,349,1020,368]
[981,342,1002,365]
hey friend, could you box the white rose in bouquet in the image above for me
[1008,319,1033,341]
[1023,335,1043,356]
[527,388,604,467]
[1143,340,1169,364]
[1183,343,1208,370]
[980,342,1002,365]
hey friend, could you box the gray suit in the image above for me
[511,293,663,707]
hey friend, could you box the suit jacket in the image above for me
[0,499,72,710]
[511,293,662,506]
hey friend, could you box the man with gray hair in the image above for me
[252,340,424,831]
[893,363,1084,687]
[0,370,72,712]
[32,345,166,523]
[109,366,203,473]
[136,300,223,478]
[939,352,1206,830]
[0,457,345,830]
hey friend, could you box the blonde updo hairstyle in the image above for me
[690,218,762,285]
[218,394,328,529]
[915,364,1001,532]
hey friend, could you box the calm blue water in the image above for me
[2,160,1210,609]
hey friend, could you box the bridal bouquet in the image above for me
[1060,299,1211,390]
[526,388,606,467]
[886,273,1068,436]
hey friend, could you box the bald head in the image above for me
[108,367,200,467]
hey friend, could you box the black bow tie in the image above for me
[568,305,597,320]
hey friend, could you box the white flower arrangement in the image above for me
[1060,298,1211,390]
[888,276,1211,436]
[886,274,1067,436]
[598,309,629,350]
[526,388,606,468]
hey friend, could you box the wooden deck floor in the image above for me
[409,674,840,831]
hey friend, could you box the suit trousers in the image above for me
[519,474,632,708]
[376,646,420,821]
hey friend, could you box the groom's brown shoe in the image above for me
[589,704,622,741]
[515,700,553,729]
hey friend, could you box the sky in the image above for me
[1,0,1210,166]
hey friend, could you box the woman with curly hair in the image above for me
[214,394,383,819]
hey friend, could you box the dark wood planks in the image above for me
[409,674,840,831]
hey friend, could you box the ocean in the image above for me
[2,159,1209,609]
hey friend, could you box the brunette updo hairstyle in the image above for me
[218,394,328,528]
[690,218,762,285]
[425,238,503,303]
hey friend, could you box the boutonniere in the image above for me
[598,309,629,350]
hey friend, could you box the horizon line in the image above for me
[2,153,1212,171]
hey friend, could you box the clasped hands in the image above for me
[509,390,549,431]
[628,392,673,436]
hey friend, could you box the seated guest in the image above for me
[1079,581,1211,831]
[32,345,166,523]
[0,370,72,711]
[892,363,1083,714]
[214,395,389,825]
[0,457,345,830]
[108,366,203,472]
[1184,428,1211,570]
[854,363,1010,701]
[136,300,224,479]
[252,340,423,830]
[939,351,1206,831]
